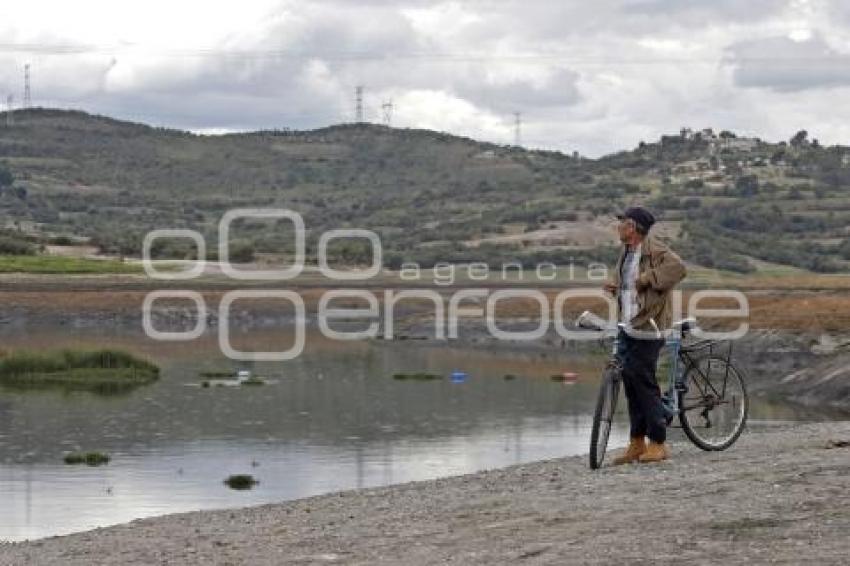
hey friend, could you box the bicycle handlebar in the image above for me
[575,311,700,339]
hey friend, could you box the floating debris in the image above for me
[550,372,579,384]
[450,370,468,383]
[196,371,271,388]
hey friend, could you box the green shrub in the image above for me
[0,230,36,255]
[228,240,255,263]
[0,164,13,187]
[64,452,110,466]
[224,474,258,490]
[0,349,159,392]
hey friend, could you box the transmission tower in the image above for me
[23,64,31,109]
[513,111,522,146]
[355,85,364,122]
[381,100,393,126]
[5,95,13,127]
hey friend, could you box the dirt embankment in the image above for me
[1,279,850,334]
[1,422,848,565]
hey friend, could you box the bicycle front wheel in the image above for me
[589,365,621,469]
[679,356,748,451]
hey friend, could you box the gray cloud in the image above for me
[5,0,850,156]
[728,35,850,91]
[468,0,788,44]
[622,0,788,23]
[452,68,581,114]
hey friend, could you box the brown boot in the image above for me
[638,441,670,463]
[612,436,646,465]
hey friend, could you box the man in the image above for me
[603,206,687,464]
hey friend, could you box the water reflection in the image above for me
[0,325,832,541]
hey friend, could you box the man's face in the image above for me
[616,218,635,243]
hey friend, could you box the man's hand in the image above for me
[603,282,617,295]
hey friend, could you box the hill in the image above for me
[0,109,848,273]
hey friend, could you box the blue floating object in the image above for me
[450,370,468,383]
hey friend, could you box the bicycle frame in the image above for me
[578,309,736,417]
[676,338,735,413]
[582,310,746,463]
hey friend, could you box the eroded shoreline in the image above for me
[2,284,849,412]
[1,422,848,565]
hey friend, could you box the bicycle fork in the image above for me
[660,336,686,425]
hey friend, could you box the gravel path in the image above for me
[2,422,848,565]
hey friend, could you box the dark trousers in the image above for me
[616,329,666,443]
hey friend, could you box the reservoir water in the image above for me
[0,325,825,541]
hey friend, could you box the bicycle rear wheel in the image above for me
[679,356,748,451]
[589,365,621,469]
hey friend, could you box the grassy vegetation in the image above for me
[224,474,259,490]
[198,371,237,378]
[0,254,142,274]
[64,451,111,466]
[0,349,159,392]
[392,372,442,381]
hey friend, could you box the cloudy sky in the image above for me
[1,0,849,156]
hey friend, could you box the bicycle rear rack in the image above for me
[681,338,733,364]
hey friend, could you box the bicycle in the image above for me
[576,311,749,470]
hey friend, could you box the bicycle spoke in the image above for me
[589,368,620,469]
[679,357,748,451]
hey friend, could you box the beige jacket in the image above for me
[610,235,687,332]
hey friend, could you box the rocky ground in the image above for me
[1,421,848,565]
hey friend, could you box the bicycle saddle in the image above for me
[673,318,697,334]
